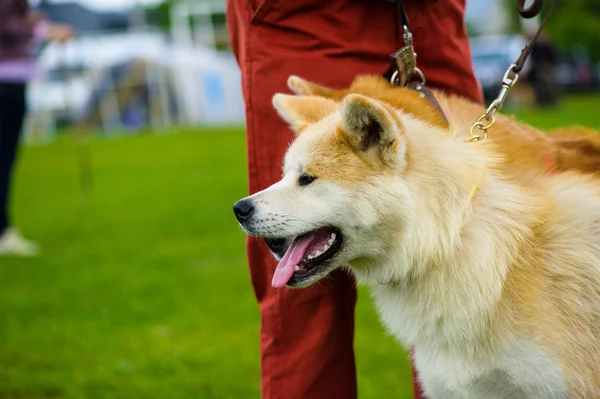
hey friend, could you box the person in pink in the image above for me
[0,0,75,256]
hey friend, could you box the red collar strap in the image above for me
[546,156,557,176]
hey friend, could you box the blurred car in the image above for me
[556,47,599,92]
[471,34,599,102]
[470,34,530,102]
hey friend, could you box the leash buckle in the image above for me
[486,64,519,119]
[390,26,424,87]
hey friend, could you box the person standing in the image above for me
[526,30,560,107]
[226,0,483,397]
[0,0,74,255]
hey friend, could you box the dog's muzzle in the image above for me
[233,198,292,260]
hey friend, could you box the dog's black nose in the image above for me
[233,199,255,222]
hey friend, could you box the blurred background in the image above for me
[1,0,599,398]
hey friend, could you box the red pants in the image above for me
[226,1,483,398]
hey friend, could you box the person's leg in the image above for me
[0,81,38,256]
[227,1,481,398]
[0,82,26,234]
[227,1,401,397]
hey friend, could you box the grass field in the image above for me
[1,95,600,399]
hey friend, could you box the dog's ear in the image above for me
[340,94,404,165]
[272,94,337,133]
[287,76,337,98]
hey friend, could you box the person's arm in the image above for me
[29,10,75,43]
[0,1,33,40]
[0,5,74,44]
[43,22,75,43]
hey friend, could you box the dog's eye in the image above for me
[298,173,316,186]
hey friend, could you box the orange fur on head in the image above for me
[272,94,337,134]
[287,75,336,98]
[273,92,406,184]
[287,74,600,178]
[287,75,449,129]
[339,94,403,166]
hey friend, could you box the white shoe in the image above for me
[0,228,39,256]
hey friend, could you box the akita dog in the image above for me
[259,75,600,262]
[233,80,600,398]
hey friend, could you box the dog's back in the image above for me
[549,127,600,174]
[537,173,600,396]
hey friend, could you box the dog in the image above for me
[233,80,600,398]
[260,75,600,260]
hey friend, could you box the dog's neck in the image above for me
[371,181,544,356]
[354,121,549,353]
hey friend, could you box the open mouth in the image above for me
[272,227,343,288]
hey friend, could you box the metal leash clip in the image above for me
[390,25,425,88]
[468,0,558,143]
[468,64,519,142]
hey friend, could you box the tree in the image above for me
[503,0,600,62]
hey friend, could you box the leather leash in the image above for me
[387,0,559,136]
[387,0,448,124]
[514,0,558,74]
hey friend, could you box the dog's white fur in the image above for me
[237,92,600,398]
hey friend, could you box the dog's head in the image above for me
[234,90,481,288]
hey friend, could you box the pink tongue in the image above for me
[271,234,317,288]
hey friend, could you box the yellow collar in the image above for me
[467,169,485,203]
[468,183,480,203]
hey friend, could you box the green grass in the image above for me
[1,95,600,399]
[505,94,600,130]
